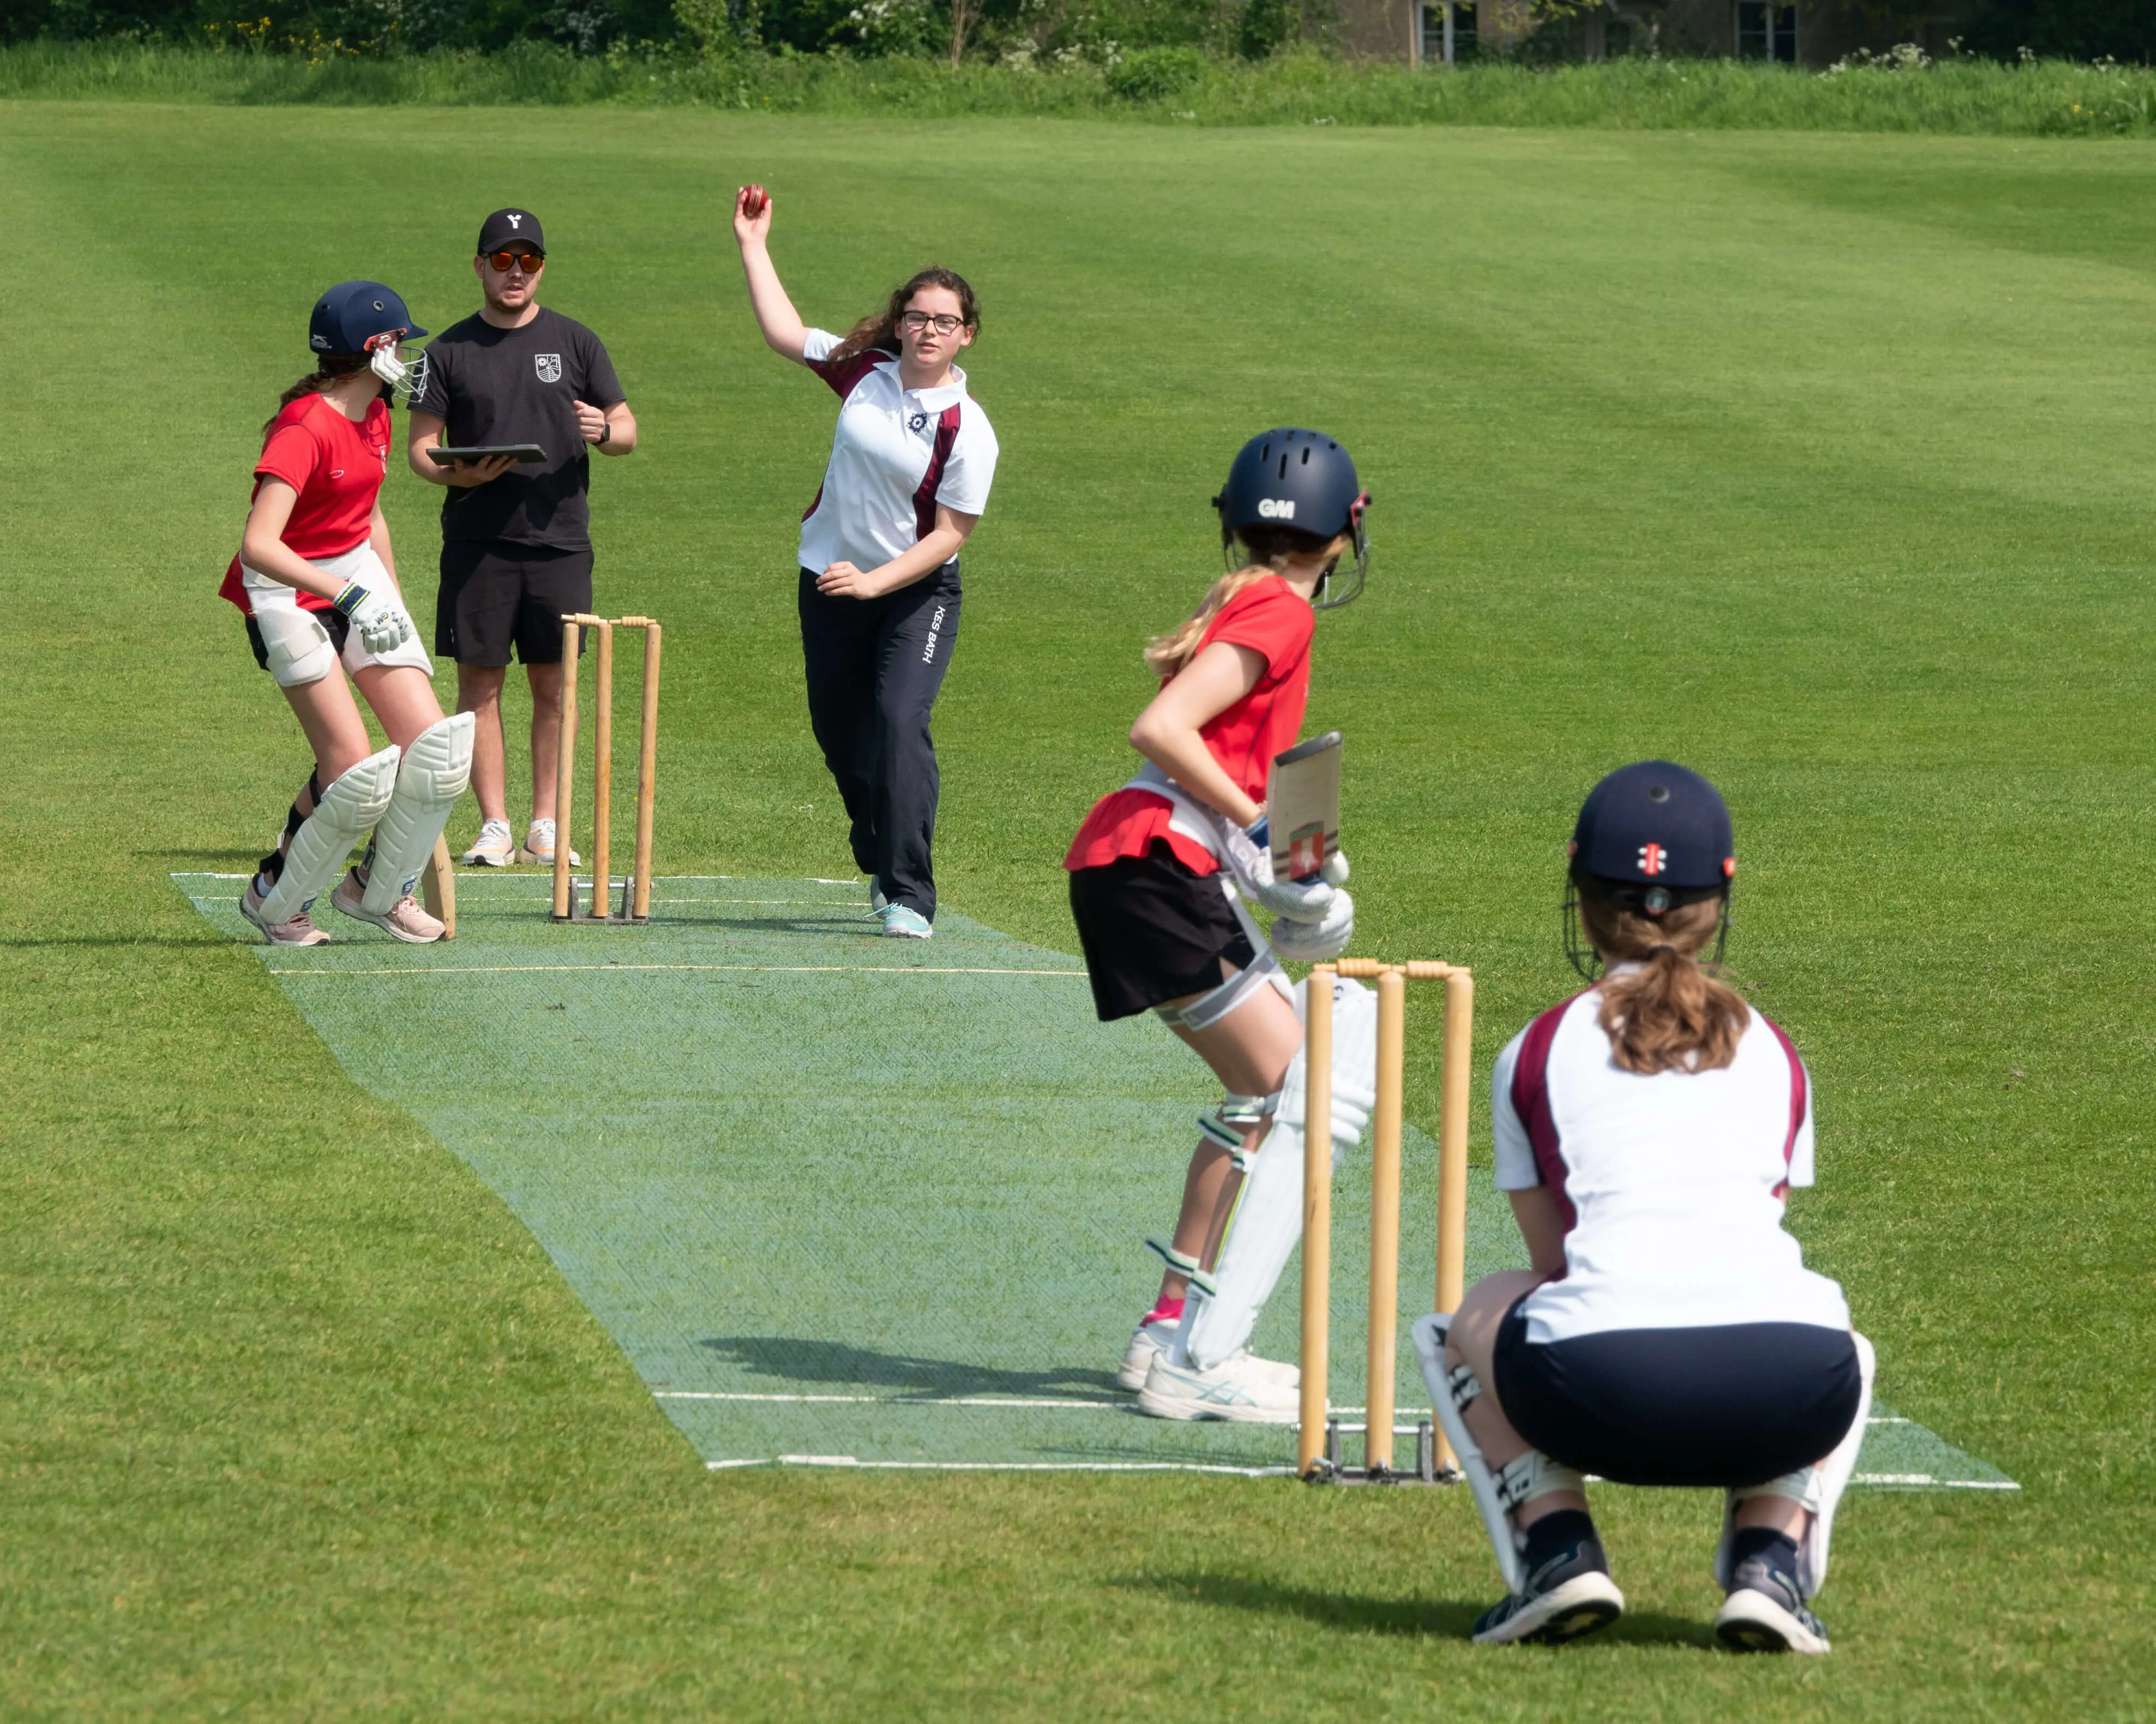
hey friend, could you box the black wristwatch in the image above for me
[598,421,612,446]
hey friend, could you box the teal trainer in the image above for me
[877,903,932,939]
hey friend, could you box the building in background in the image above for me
[1343,0,1985,69]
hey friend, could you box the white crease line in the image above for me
[705,1459,2014,1486]
[657,1392,1124,1409]
[269,961,1088,978]
[712,1457,1297,1477]
[1855,1474,2020,1489]
[662,1396,1964,1431]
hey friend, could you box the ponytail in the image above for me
[1579,894,1747,1075]
[1144,565,1273,677]
[1144,525,1340,678]
[264,353,371,438]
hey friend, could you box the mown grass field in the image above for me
[3,104,2152,1718]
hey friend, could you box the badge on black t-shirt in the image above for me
[418,306,625,550]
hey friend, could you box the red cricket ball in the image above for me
[741,184,769,218]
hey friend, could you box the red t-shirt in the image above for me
[219,394,391,615]
[1064,574,1316,874]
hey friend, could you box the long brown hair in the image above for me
[1580,893,1748,1076]
[1144,526,1339,677]
[829,265,980,365]
[263,354,377,438]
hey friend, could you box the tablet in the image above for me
[1270,731,1342,882]
[425,445,548,466]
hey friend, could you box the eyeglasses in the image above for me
[486,251,545,274]
[898,311,965,336]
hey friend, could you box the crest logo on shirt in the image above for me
[1636,842,1668,876]
[535,353,563,384]
[909,411,929,433]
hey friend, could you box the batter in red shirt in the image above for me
[228,281,474,948]
[1065,428,1372,1424]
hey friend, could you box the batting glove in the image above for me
[1270,888,1355,963]
[332,582,416,655]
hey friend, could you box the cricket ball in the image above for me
[741,184,769,218]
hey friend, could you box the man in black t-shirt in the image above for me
[408,207,639,869]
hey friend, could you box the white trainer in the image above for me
[1136,1352,1299,1424]
[240,876,331,946]
[331,869,445,944]
[1118,1318,1179,1392]
[1230,1348,1300,1388]
[461,818,516,867]
[517,818,579,867]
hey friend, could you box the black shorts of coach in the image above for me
[1491,1294,1864,1489]
[1068,839,1258,1023]
[437,540,595,667]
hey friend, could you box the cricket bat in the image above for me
[1269,731,1342,882]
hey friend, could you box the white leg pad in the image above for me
[1283,972,1381,1154]
[258,746,400,923]
[1714,1330,1875,1599]
[360,714,475,914]
[1414,1313,1526,1592]
[1176,976,1380,1371]
[1176,1105,1312,1370]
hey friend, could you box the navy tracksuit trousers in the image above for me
[798,563,961,921]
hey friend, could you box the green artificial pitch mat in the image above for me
[177,872,2013,1490]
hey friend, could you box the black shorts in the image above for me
[436,540,595,667]
[1068,839,1257,1023]
[1492,1298,1863,1489]
[245,607,349,670]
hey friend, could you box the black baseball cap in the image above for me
[1568,760,1734,914]
[477,208,546,256]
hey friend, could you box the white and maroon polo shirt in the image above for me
[1491,973,1850,1344]
[797,328,999,576]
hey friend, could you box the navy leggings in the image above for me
[1493,1298,1863,1489]
[798,562,961,920]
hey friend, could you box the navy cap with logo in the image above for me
[1568,759,1735,914]
[307,281,427,356]
[478,208,546,257]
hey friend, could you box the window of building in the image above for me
[1418,1,1477,64]
[1735,1,1796,62]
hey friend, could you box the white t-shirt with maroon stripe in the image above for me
[1491,975,1850,1344]
[797,329,999,577]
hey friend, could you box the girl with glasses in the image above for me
[732,186,1000,939]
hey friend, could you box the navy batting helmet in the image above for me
[1212,428,1370,609]
[1564,760,1735,978]
[309,281,426,356]
[307,281,428,405]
